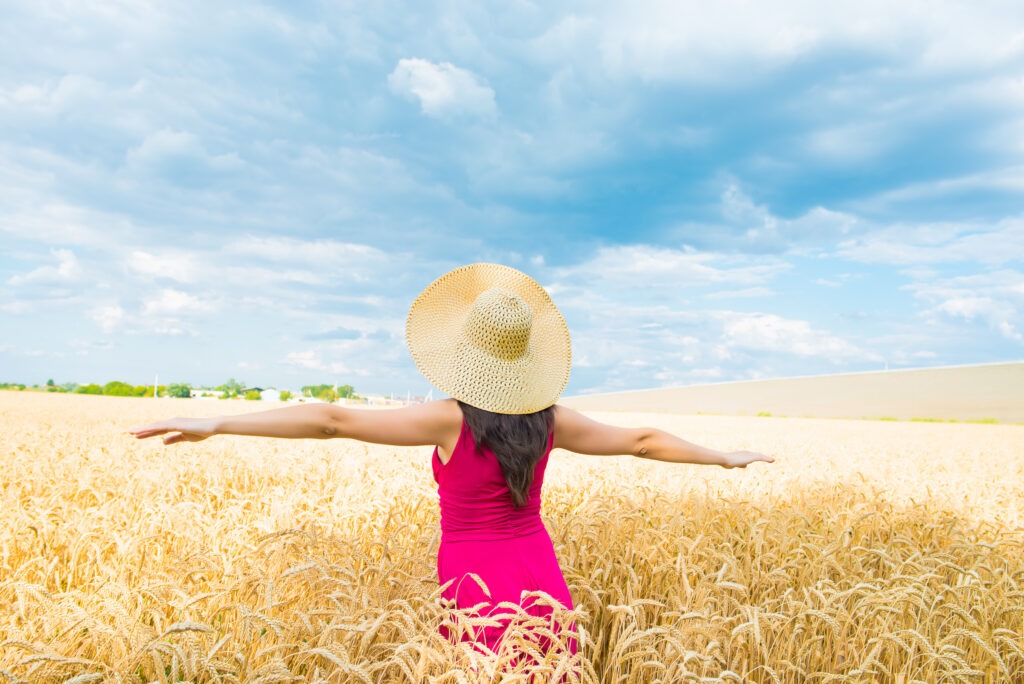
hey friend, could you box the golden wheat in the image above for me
[1,392,1022,683]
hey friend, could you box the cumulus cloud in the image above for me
[388,58,497,119]
[3,74,109,114]
[224,236,390,273]
[124,128,244,182]
[560,1,1024,83]
[284,350,350,375]
[91,304,125,333]
[719,312,878,360]
[706,287,775,299]
[549,243,787,292]
[537,240,883,393]
[562,296,881,394]
[665,183,864,254]
[142,288,215,316]
[7,248,82,286]
[838,218,1024,265]
[128,250,201,283]
[909,270,1024,343]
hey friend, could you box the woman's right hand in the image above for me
[129,417,216,445]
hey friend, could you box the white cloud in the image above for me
[719,312,877,360]
[668,183,864,253]
[150,320,190,336]
[838,217,1024,265]
[7,248,82,286]
[91,304,124,333]
[124,128,244,177]
[128,250,201,283]
[0,301,32,314]
[804,121,895,165]
[224,236,388,271]
[142,288,215,316]
[388,58,497,119]
[284,350,350,375]
[909,269,1024,343]
[1,74,128,122]
[578,1,1024,82]
[550,243,786,292]
[706,287,775,299]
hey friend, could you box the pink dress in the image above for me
[432,419,576,654]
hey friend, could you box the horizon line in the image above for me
[565,359,1024,399]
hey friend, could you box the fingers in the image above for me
[128,424,185,443]
[129,423,164,436]
[128,428,162,439]
[727,451,776,468]
[129,421,183,439]
[163,432,206,445]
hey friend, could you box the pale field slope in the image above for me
[1,392,1023,682]
[563,362,1024,423]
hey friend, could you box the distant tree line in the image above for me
[301,384,355,403]
[0,378,356,403]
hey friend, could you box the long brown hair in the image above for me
[457,401,555,507]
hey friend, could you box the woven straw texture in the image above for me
[406,263,572,414]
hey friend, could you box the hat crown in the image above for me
[463,288,532,361]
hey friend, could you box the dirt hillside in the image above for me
[562,361,1024,422]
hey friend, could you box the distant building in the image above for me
[359,393,428,407]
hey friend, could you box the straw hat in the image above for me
[406,263,572,414]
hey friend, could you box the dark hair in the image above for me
[457,401,555,508]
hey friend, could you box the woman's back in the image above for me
[432,419,552,542]
[432,417,574,654]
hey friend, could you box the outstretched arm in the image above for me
[552,405,774,469]
[129,399,463,448]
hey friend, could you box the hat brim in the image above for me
[406,263,571,414]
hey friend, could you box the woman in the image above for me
[130,263,773,659]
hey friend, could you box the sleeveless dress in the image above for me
[432,419,576,654]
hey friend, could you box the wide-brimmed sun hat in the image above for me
[406,263,572,414]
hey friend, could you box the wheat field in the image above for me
[1,392,1022,683]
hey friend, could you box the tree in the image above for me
[218,378,245,399]
[317,387,339,403]
[46,378,55,387]
[244,389,262,401]
[300,383,356,403]
[76,384,103,395]
[102,381,134,396]
[279,390,292,401]
[167,383,192,399]
[301,384,333,399]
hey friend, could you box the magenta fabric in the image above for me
[432,419,576,654]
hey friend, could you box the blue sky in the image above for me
[2,1,1023,396]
